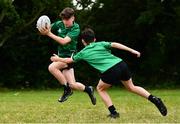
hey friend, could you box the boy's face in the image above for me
[62,16,74,28]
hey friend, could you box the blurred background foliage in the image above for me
[0,0,179,89]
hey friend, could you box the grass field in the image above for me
[0,88,179,123]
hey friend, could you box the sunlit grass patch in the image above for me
[0,89,179,123]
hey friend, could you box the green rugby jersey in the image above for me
[73,41,122,73]
[51,20,80,57]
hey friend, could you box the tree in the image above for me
[0,0,179,88]
[0,0,73,88]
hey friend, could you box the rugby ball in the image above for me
[36,15,51,30]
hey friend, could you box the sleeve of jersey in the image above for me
[103,41,111,49]
[51,22,58,32]
[67,26,80,40]
[72,51,83,63]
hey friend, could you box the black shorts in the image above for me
[100,61,131,85]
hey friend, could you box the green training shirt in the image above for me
[73,41,122,73]
[51,20,80,57]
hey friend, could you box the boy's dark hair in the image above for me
[59,7,74,20]
[81,28,95,43]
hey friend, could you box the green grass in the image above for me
[0,88,179,123]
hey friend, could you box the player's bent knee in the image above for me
[48,64,55,73]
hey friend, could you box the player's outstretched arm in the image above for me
[47,32,71,45]
[111,42,141,57]
[39,26,71,45]
[50,54,73,63]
